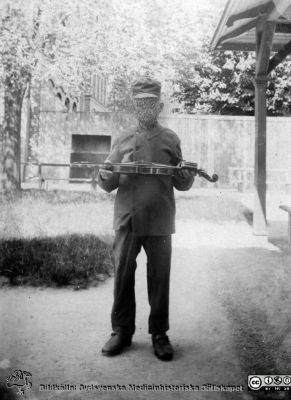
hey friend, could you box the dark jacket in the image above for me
[98,123,194,235]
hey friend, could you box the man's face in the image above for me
[133,98,162,127]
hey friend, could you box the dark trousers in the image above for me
[111,229,172,336]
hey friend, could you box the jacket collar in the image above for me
[136,123,161,140]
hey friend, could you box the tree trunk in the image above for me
[1,79,25,191]
[22,80,31,182]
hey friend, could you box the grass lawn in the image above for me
[0,189,115,288]
[0,188,254,288]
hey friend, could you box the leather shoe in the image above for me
[102,332,132,356]
[152,333,173,361]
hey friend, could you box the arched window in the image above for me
[48,79,55,89]
[65,97,70,110]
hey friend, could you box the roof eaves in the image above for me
[210,0,233,50]
[211,0,291,51]
[214,18,259,50]
[226,1,275,27]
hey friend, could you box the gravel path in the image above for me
[1,219,291,400]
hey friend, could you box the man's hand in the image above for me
[175,169,196,180]
[99,161,113,180]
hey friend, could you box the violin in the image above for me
[73,161,218,183]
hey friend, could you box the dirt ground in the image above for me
[1,190,291,400]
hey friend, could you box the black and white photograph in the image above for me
[1,0,291,399]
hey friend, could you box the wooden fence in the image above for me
[21,113,291,191]
[161,115,291,191]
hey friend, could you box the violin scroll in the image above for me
[179,161,219,183]
[197,170,219,183]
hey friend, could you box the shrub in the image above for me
[0,234,113,288]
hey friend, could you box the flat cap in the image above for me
[132,78,161,99]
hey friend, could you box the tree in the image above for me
[1,5,33,190]
[170,2,291,116]
[106,0,226,111]
[0,0,148,190]
[172,48,257,115]
[0,0,103,190]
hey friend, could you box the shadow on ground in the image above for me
[0,383,17,400]
[204,247,291,399]
[171,242,291,399]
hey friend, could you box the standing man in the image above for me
[98,77,195,361]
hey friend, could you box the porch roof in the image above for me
[211,0,291,51]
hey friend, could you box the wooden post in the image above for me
[253,76,267,235]
[279,206,291,245]
[91,166,98,191]
[252,22,275,235]
[22,81,31,182]
[38,164,42,189]
[207,125,214,188]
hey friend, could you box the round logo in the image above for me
[274,376,282,385]
[249,376,262,390]
[264,376,273,385]
[283,376,291,385]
